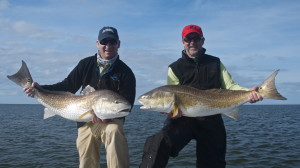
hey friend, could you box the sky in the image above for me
[0,0,299,105]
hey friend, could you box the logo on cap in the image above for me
[98,26,119,41]
[102,28,115,34]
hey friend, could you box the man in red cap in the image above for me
[140,24,262,168]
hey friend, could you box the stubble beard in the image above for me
[186,46,200,57]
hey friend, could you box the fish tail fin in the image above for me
[258,69,287,100]
[7,60,33,88]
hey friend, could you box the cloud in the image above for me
[11,21,59,39]
[0,0,8,11]
[1,0,299,104]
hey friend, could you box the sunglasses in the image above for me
[100,39,118,45]
[183,36,203,43]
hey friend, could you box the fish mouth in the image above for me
[138,100,149,109]
[119,108,131,112]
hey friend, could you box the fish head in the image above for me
[92,91,132,119]
[138,89,175,113]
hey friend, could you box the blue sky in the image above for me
[0,0,299,105]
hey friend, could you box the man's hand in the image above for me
[23,82,40,97]
[248,86,263,103]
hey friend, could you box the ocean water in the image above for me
[0,104,299,168]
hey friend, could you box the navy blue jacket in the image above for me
[42,54,136,127]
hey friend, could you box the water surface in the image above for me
[0,104,299,168]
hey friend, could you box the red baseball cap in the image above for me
[182,25,203,38]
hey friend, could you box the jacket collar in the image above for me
[182,48,207,63]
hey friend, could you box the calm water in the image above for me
[0,104,299,168]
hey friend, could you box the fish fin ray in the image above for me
[258,70,287,100]
[41,90,74,95]
[44,108,56,119]
[172,104,178,117]
[78,110,93,119]
[224,108,239,120]
[80,85,96,95]
[7,60,33,88]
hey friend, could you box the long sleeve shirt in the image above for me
[167,62,249,91]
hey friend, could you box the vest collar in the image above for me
[182,48,207,63]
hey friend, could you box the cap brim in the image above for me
[98,34,118,42]
[183,30,202,38]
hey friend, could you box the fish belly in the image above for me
[46,106,93,122]
[182,105,236,117]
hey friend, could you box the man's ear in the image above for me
[96,40,100,48]
[201,37,205,45]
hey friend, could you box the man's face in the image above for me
[97,38,120,60]
[182,32,204,58]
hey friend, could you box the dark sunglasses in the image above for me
[100,39,118,45]
[183,36,203,43]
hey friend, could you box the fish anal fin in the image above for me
[78,110,93,119]
[224,108,239,120]
[44,108,56,119]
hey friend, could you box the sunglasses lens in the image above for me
[100,39,117,45]
[184,36,202,43]
[183,37,190,43]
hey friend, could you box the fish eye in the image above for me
[114,100,119,104]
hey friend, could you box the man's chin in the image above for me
[103,53,115,59]
[188,50,199,57]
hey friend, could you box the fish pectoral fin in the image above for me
[44,108,56,119]
[172,104,179,118]
[78,110,94,119]
[224,108,239,120]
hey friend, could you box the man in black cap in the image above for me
[24,26,136,168]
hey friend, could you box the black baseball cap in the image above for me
[98,26,119,42]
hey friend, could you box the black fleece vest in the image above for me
[169,50,221,90]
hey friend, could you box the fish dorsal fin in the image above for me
[205,88,222,92]
[224,108,239,120]
[80,85,96,95]
[41,89,74,96]
[44,108,56,119]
